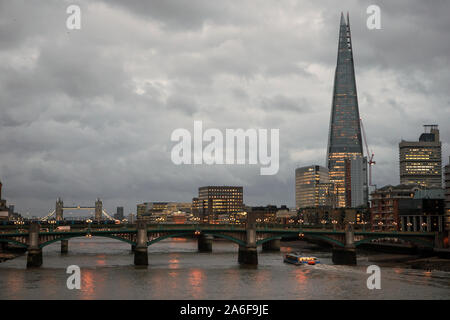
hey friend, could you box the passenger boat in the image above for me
[284,253,320,265]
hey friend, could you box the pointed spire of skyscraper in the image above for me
[327,13,364,208]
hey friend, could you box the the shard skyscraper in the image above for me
[326,13,364,208]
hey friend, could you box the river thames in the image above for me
[0,238,449,299]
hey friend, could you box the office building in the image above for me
[137,202,192,219]
[192,186,243,223]
[326,13,364,208]
[295,165,335,208]
[399,125,442,188]
[345,155,368,207]
[114,206,124,220]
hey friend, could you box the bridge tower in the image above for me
[134,220,148,266]
[95,198,103,221]
[238,212,258,265]
[55,198,64,221]
[27,223,42,268]
[332,224,357,265]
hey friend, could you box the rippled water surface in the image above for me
[1,238,449,299]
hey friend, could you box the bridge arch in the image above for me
[354,235,434,248]
[0,238,28,248]
[147,231,246,246]
[39,233,135,248]
[302,233,345,247]
[256,234,295,246]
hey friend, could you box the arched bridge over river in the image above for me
[0,222,440,268]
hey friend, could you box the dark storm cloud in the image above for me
[0,0,449,216]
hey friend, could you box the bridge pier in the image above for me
[332,247,356,265]
[61,240,69,254]
[332,225,356,265]
[0,242,8,253]
[134,221,148,266]
[238,245,258,265]
[262,238,280,252]
[27,223,42,268]
[198,234,213,252]
[238,224,258,265]
[434,232,445,249]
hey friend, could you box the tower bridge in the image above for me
[40,198,114,221]
[0,220,440,268]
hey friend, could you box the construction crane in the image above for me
[360,118,376,188]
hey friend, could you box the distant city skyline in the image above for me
[0,1,449,216]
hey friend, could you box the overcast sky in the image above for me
[1,0,449,217]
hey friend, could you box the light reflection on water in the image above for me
[0,237,449,299]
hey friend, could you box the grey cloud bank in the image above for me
[0,0,449,216]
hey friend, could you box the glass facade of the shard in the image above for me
[327,13,363,208]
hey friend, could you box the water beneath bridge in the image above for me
[0,237,448,299]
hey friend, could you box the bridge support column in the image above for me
[61,240,68,254]
[434,232,445,249]
[0,242,8,253]
[27,223,42,268]
[238,224,258,265]
[332,225,356,265]
[238,245,258,265]
[198,234,213,252]
[134,220,148,266]
[262,238,280,252]
[332,247,356,265]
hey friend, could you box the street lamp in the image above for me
[86,218,92,238]
[406,222,412,231]
[377,221,384,231]
[421,222,427,232]
[332,219,338,231]
[361,220,368,231]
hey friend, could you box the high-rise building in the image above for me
[114,206,124,220]
[344,155,368,207]
[0,180,9,221]
[326,13,364,208]
[445,157,450,234]
[399,125,442,188]
[295,165,335,208]
[192,186,243,223]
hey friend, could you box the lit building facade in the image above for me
[295,165,335,208]
[192,186,243,223]
[326,13,364,208]
[137,202,192,219]
[399,125,442,188]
